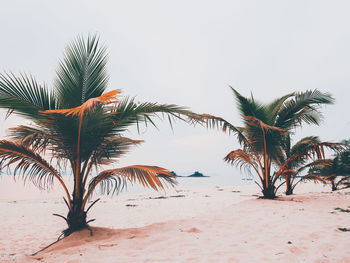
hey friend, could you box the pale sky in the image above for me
[0,0,349,179]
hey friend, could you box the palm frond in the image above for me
[110,97,203,133]
[295,159,333,176]
[8,125,52,153]
[55,34,109,109]
[224,149,262,179]
[266,92,294,123]
[275,89,334,129]
[230,87,269,124]
[90,137,144,167]
[302,173,328,183]
[44,89,120,117]
[0,72,55,118]
[0,140,69,191]
[200,114,248,145]
[83,165,176,207]
[243,115,287,134]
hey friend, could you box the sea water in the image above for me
[0,172,254,201]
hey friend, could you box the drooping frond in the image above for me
[224,149,262,179]
[110,97,203,133]
[0,140,62,189]
[302,173,327,183]
[83,165,176,207]
[55,34,109,109]
[90,137,144,167]
[295,158,333,176]
[0,72,55,118]
[278,137,346,176]
[8,125,52,153]
[200,114,248,146]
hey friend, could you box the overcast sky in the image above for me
[0,0,349,179]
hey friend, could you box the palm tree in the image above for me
[306,140,350,191]
[204,87,334,198]
[276,135,344,195]
[0,35,202,236]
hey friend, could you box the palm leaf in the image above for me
[200,114,248,145]
[8,125,52,153]
[275,89,334,129]
[83,165,176,207]
[224,149,262,178]
[230,87,269,124]
[266,92,294,123]
[110,97,203,133]
[0,72,55,118]
[89,137,144,167]
[55,34,109,109]
[0,140,71,207]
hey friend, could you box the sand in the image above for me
[1,182,350,263]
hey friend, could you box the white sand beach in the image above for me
[1,182,350,263]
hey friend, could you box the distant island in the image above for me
[170,171,209,178]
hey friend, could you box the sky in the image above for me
[0,0,349,180]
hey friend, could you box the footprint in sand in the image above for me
[98,243,118,249]
[181,227,201,233]
[289,246,303,255]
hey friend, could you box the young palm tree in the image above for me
[204,87,334,198]
[305,159,339,191]
[306,141,350,191]
[0,35,202,236]
[276,135,344,195]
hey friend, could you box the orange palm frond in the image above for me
[0,140,71,209]
[42,89,120,117]
[243,115,287,133]
[302,173,326,183]
[224,149,262,180]
[83,165,175,208]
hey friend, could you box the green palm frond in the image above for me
[200,114,248,146]
[266,92,294,123]
[230,87,269,124]
[111,97,203,133]
[275,89,334,129]
[55,35,109,109]
[296,158,333,176]
[0,72,55,118]
[90,137,144,167]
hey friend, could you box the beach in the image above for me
[1,181,349,263]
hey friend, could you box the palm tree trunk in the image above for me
[64,173,87,236]
[285,175,293,195]
[261,178,276,199]
[331,179,337,191]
